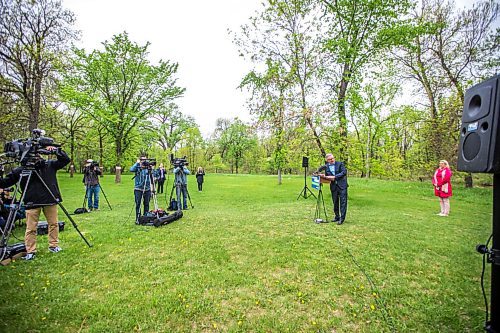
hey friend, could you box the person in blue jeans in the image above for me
[173,163,190,210]
[83,159,102,211]
[130,157,153,223]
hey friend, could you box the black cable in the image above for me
[482,234,493,325]
[336,235,396,333]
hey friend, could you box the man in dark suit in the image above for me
[316,153,348,224]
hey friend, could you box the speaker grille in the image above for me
[462,132,481,161]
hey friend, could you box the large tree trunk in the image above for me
[115,140,122,183]
[30,69,42,131]
[99,130,104,177]
[278,168,282,185]
[69,132,75,177]
[337,79,349,161]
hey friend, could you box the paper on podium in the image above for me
[319,174,331,184]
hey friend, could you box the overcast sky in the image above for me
[62,0,262,137]
[62,0,480,138]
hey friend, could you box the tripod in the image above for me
[134,167,161,223]
[297,166,316,200]
[81,183,112,211]
[168,169,194,210]
[0,167,92,261]
[314,182,329,223]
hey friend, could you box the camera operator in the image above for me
[173,162,190,210]
[0,146,70,260]
[130,156,154,223]
[83,159,102,211]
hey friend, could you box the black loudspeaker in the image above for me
[458,74,500,173]
[302,156,309,168]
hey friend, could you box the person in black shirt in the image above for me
[0,146,70,260]
[155,163,166,194]
[195,167,205,192]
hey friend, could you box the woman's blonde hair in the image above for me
[197,166,203,172]
[439,160,450,168]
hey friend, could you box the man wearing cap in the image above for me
[83,159,102,211]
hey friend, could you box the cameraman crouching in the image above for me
[173,163,190,210]
[83,159,102,211]
[130,156,153,223]
[0,146,70,260]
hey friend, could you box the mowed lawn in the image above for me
[0,172,492,332]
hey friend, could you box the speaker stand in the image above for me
[482,174,500,332]
[297,167,316,200]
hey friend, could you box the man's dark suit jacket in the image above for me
[318,161,348,190]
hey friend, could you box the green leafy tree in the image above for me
[235,0,326,157]
[0,0,77,131]
[240,60,295,184]
[216,118,256,174]
[62,32,185,182]
[320,0,411,160]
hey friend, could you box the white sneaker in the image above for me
[438,213,447,217]
[48,246,62,253]
[22,253,35,260]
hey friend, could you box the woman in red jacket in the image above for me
[432,160,453,216]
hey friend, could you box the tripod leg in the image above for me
[305,186,316,199]
[99,185,112,210]
[82,185,89,210]
[185,186,194,209]
[31,170,92,247]
[321,191,328,221]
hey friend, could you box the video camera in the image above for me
[170,154,188,168]
[141,158,156,169]
[85,160,99,169]
[3,129,60,167]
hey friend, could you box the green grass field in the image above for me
[0,173,493,332]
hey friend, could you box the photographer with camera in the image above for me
[130,156,155,223]
[0,146,70,260]
[83,159,102,211]
[173,161,190,210]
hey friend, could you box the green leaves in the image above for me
[61,32,185,169]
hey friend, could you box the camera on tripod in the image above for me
[3,129,60,167]
[85,160,99,169]
[170,154,188,168]
[141,158,156,169]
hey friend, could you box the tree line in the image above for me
[0,0,498,185]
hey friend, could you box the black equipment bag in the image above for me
[8,242,26,259]
[137,209,167,226]
[168,199,178,211]
[153,210,183,227]
[74,207,88,214]
[37,221,65,235]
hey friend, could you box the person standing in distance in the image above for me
[432,160,453,217]
[196,166,205,192]
[0,146,70,260]
[316,153,348,224]
[83,159,102,211]
[155,163,166,194]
